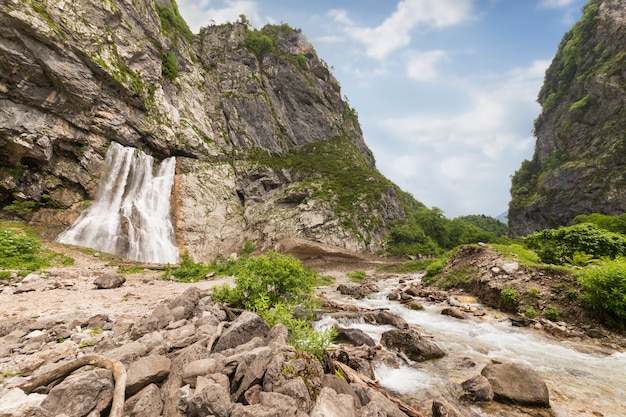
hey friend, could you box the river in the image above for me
[317,274,626,417]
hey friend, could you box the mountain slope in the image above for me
[0,0,404,259]
[508,0,626,236]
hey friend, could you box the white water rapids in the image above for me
[57,142,179,264]
[318,275,626,417]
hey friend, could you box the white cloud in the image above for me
[373,60,548,216]
[538,0,577,8]
[177,0,260,32]
[406,50,448,82]
[331,0,473,59]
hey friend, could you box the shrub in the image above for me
[524,223,626,265]
[525,307,538,319]
[157,1,193,43]
[544,307,561,322]
[162,51,179,81]
[232,251,317,309]
[577,258,626,328]
[0,224,73,272]
[501,288,518,305]
[242,30,276,62]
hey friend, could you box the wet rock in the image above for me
[213,311,270,353]
[337,283,367,299]
[585,328,606,338]
[36,368,114,416]
[441,307,468,320]
[373,311,408,329]
[123,383,164,417]
[93,272,126,289]
[126,354,171,396]
[432,398,468,417]
[461,374,494,402]
[380,328,445,362]
[510,316,532,327]
[481,362,550,407]
[335,327,376,347]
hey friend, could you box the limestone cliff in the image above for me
[509,0,626,236]
[0,0,404,259]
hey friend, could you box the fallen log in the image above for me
[18,354,127,417]
[331,359,428,417]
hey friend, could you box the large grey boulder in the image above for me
[35,369,114,417]
[481,363,550,407]
[187,381,232,417]
[125,354,171,396]
[93,273,125,289]
[123,384,164,417]
[213,311,270,353]
[310,386,358,417]
[380,328,445,362]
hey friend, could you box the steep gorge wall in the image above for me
[0,0,404,259]
[509,0,626,236]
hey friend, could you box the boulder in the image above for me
[431,399,469,417]
[373,311,408,329]
[0,388,46,417]
[36,369,114,416]
[337,283,367,299]
[93,273,125,289]
[213,311,270,353]
[322,374,361,407]
[187,381,232,417]
[460,374,494,402]
[126,354,171,396]
[123,384,164,417]
[310,386,358,417]
[229,346,274,402]
[481,363,550,407]
[380,329,445,362]
[335,327,376,347]
[441,307,468,320]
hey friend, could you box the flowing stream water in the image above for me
[57,142,179,264]
[318,274,626,417]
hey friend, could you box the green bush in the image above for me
[157,1,193,43]
[0,224,73,272]
[544,307,561,322]
[162,51,179,81]
[501,288,518,305]
[577,258,626,328]
[524,223,626,265]
[525,307,538,319]
[242,30,276,62]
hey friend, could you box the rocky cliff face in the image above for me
[0,0,404,259]
[508,0,626,236]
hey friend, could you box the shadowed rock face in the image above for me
[509,0,626,236]
[0,0,404,258]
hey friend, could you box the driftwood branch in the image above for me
[331,359,428,417]
[18,354,127,417]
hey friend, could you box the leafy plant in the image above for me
[162,51,179,81]
[242,30,276,62]
[525,307,538,319]
[526,287,540,301]
[0,224,73,272]
[544,307,561,322]
[524,223,626,265]
[577,257,626,328]
[157,1,193,43]
[501,288,518,305]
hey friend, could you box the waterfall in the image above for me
[57,142,180,264]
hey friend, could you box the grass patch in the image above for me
[0,222,74,273]
[490,243,541,265]
[347,270,367,282]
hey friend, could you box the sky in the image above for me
[176,0,587,219]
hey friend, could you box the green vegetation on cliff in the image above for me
[156,0,193,43]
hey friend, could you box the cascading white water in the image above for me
[319,275,626,417]
[57,142,179,264]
